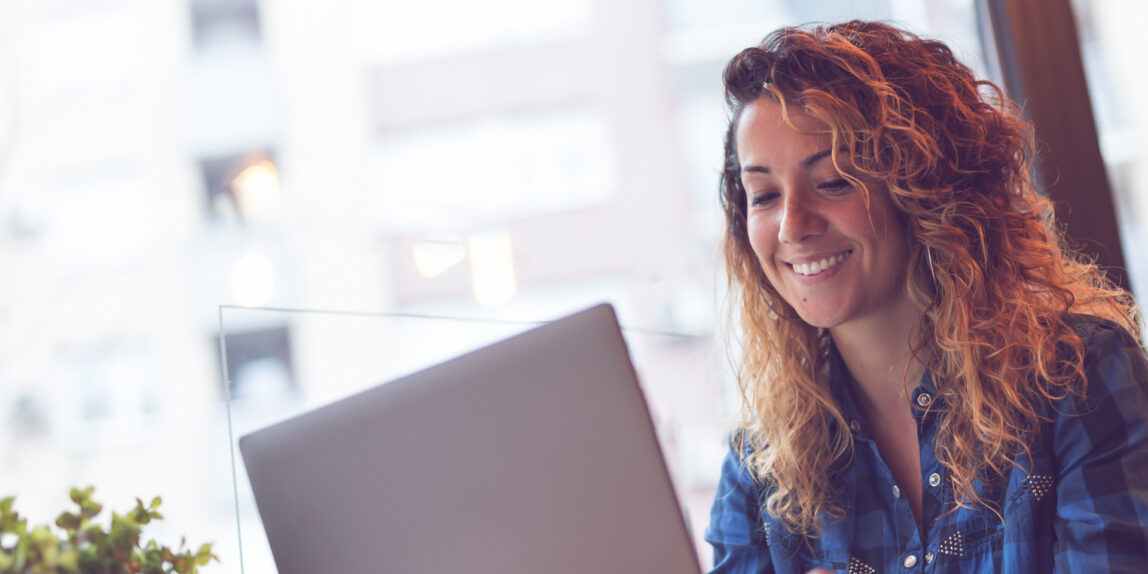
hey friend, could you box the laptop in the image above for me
[238,303,701,573]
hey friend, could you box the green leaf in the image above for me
[56,511,81,531]
[0,505,24,533]
[69,486,95,505]
[149,497,162,510]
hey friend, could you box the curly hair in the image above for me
[719,20,1140,537]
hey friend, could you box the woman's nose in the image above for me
[778,194,826,244]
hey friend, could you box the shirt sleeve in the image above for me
[1052,320,1148,573]
[704,435,774,574]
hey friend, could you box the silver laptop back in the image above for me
[239,304,700,573]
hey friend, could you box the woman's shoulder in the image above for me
[1063,312,1140,345]
[1056,312,1148,413]
[1060,312,1143,351]
[1062,313,1145,372]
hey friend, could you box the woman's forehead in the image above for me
[739,96,827,132]
[735,99,839,170]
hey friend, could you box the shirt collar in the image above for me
[826,342,938,437]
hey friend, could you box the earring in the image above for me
[926,246,938,290]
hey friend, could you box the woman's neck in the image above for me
[829,302,925,411]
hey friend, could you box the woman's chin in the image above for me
[792,309,848,330]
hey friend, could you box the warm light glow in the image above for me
[231,251,276,307]
[467,231,516,307]
[412,238,467,278]
[232,160,281,217]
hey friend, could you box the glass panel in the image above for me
[220,304,720,572]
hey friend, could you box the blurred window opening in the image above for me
[199,150,279,222]
[75,349,158,423]
[191,0,263,52]
[216,326,296,400]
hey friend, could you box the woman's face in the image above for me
[736,97,912,330]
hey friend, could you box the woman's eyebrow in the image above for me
[740,148,835,174]
[801,148,833,168]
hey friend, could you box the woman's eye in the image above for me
[750,191,779,207]
[818,179,853,194]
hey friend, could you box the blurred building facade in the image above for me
[1,0,1142,572]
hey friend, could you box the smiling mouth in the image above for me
[791,250,853,276]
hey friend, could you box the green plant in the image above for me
[0,486,217,573]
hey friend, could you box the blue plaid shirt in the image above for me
[706,315,1148,573]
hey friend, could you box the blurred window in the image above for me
[217,326,296,400]
[191,0,262,51]
[199,150,278,221]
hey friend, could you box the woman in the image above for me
[706,20,1148,573]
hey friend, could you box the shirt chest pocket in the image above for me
[761,515,853,572]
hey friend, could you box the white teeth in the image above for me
[793,251,851,276]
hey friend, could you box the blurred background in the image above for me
[0,0,1143,572]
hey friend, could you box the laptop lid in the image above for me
[238,303,701,573]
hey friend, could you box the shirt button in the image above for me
[850,419,861,433]
[892,484,902,498]
[925,551,935,564]
[916,392,932,407]
[929,472,942,487]
[903,554,918,568]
